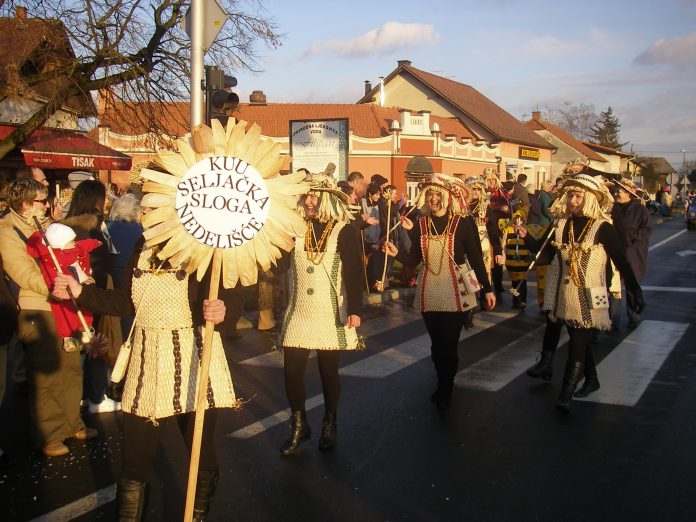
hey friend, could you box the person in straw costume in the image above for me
[390,173,496,412]
[276,170,364,455]
[53,208,240,520]
[518,167,644,412]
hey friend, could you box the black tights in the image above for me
[121,410,219,483]
[422,311,469,397]
[283,348,341,412]
[542,318,597,376]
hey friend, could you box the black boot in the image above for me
[555,361,584,413]
[117,479,148,521]
[574,374,600,398]
[526,351,554,381]
[280,410,310,456]
[318,411,337,452]
[192,468,219,521]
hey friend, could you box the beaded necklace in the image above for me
[424,213,452,276]
[567,217,594,287]
[305,220,335,265]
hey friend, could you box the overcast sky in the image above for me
[231,0,696,172]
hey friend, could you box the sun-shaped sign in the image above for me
[137,119,308,287]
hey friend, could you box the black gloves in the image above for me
[626,287,645,314]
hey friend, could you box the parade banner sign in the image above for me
[289,119,349,180]
[174,156,270,249]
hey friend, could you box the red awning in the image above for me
[0,125,132,170]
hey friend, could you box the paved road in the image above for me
[1,216,695,522]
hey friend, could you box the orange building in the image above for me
[96,60,554,197]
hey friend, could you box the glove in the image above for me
[626,287,645,314]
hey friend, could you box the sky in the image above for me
[229,0,696,173]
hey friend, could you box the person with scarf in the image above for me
[0,178,95,457]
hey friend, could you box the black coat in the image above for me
[0,254,18,344]
[611,199,652,279]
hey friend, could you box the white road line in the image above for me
[648,229,686,251]
[228,311,516,439]
[29,483,116,522]
[577,320,689,407]
[642,286,696,293]
[456,326,570,391]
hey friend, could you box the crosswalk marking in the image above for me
[577,320,689,406]
[29,484,116,522]
[455,326,570,391]
[228,311,516,438]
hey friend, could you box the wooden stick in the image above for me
[183,249,222,522]
[509,223,557,297]
[360,229,369,294]
[379,200,391,290]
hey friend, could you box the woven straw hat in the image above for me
[414,173,467,214]
[464,176,486,190]
[559,173,613,207]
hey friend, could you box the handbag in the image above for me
[458,259,481,295]
[586,286,609,309]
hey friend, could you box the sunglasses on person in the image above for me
[34,198,49,204]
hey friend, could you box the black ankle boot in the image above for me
[117,479,148,521]
[574,374,600,398]
[526,351,554,381]
[318,411,337,451]
[555,362,584,413]
[280,410,311,456]
[192,468,219,521]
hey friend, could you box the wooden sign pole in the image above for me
[183,248,222,522]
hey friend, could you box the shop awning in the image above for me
[0,125,132,170]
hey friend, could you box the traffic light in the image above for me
[205,65,239,126]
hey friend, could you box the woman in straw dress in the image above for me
[394,173,496,412]
[519,170,644,412]
[53,233,238,521]
[276,171,364,456]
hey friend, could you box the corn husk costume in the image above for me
[464,176,495,276]
[412,173,479,312]
[109,120,309,420]
[279,170,364,351]
[544,171,616,330]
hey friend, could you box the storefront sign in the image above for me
[289,119,349,179]
[518,146,540,161]
[174,156,270,248]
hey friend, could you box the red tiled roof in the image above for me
[99,102,476,141]
[525,118,606,162]
[0,16,97,116]
[100,101,190,137]
[582,141,634,157]
[358,62,552,150]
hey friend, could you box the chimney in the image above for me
[364,80,372,96]
[249,90,267,105]
[397,60,412,68]
[16,6,27,19]
[532,111,542,122]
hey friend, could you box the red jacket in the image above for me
[26,232,100,337]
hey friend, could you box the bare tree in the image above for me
[544,101,598,141]
[0,0,282,160]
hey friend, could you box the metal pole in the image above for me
[190,0,205,129]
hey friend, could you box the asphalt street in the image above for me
[1,214,695,522]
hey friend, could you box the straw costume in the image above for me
[53,119,311,522]
[397,173,493,411]
[277,170,364,455]
[522,168,644,412]
[483,168,510,298]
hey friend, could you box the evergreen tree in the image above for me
[588,107,629,150]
